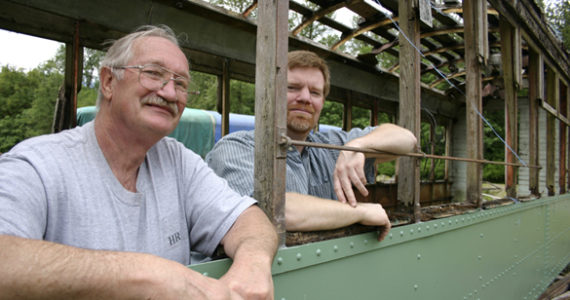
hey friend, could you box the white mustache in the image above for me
[141,95,179,116]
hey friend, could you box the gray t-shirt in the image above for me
[206,127,376,199]
[0,122,255,265]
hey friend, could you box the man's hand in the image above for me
[333,150,368,207]
[356,203,392,241]
[220,259,274,300]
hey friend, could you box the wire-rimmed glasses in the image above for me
[114,64,192,100]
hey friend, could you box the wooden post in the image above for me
[429,122,436,182]
[567,85,570,191]
[527,49,543,197]
[343,93,353,131]
[546,68,559,196]
[397,0,421,221]
[253,0,288,246]
[220,59,231,137]
[500,17,521,199]
[371,101,379,126]
[52,22,82,132]
[560,83,568,194]
[463,0,485,206]
[444,119,453,181]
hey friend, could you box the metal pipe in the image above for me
[280,134,542,169]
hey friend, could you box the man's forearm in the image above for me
[285,192,368,231]
[0,235,228,300]
[220,205,278,299]
[346,123,417,161]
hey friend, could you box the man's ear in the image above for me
[99,67,114,100]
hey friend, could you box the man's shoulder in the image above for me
[8,124,90,157]
[216,130,255,146]
[309,126,375,145]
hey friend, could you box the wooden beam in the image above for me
[540,99,570,126]
[331,17,397,51]
[397,0,421,221]
[242,0,257,18]
[444,119,453,181]
[487,0,570,84]
[253,0,288,246]
[545,68,559,196]
[559,82,567,194]
[343,93,353,131]
[464,0,485,206]
[292,1,348,36]
[52,22,82,133]
[527,49,543,196]
[500,16,520,199]
[219,59,230,137]
[562,83,570,190]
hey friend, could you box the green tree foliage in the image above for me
[188,71,218,110]
[0,45,103,152]
[482,110,505,183]
[0,64,62,152]
[543,0,570,49]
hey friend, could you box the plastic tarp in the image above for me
[76,106,216,158]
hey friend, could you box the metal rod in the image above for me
[280,135,542,169]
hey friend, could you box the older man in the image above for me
[206,50,417,241]
[0,25,277,300]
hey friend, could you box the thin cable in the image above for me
[373,0,527,167]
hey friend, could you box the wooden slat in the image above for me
[559,83,567,194]
[464,0,484,206]
[397,0,421,221]
[500,16,519,199]
[219,59,230,137]
[546,68,559,196]
[527,49,543,196]
[253,0,289,246]
[52,22,82,133]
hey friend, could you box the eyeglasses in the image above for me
[114,64,192,99]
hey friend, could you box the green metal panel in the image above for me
[190,195,570,300]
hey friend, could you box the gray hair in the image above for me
[96,25,181,107]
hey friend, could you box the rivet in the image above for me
[434,224,438,228]
[400,230,404,236]
[410,229,414,234]
[350,242,354,248]
[316,249,321,256]
[333,245,339,252]
[417,227,422,233]
[203,272,209,276]
[480,233,484,238]
[277,257,283,265]
[440,222,445,227]
[478,256,482,260]
[413,284,419,290]
[417,254,421,260]
[296,253,302,261]
[389,233,393,239]
[426,225,430,230]
[479,276,483,281]
[449,220,452,225]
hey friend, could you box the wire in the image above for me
[373,0,528,167]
